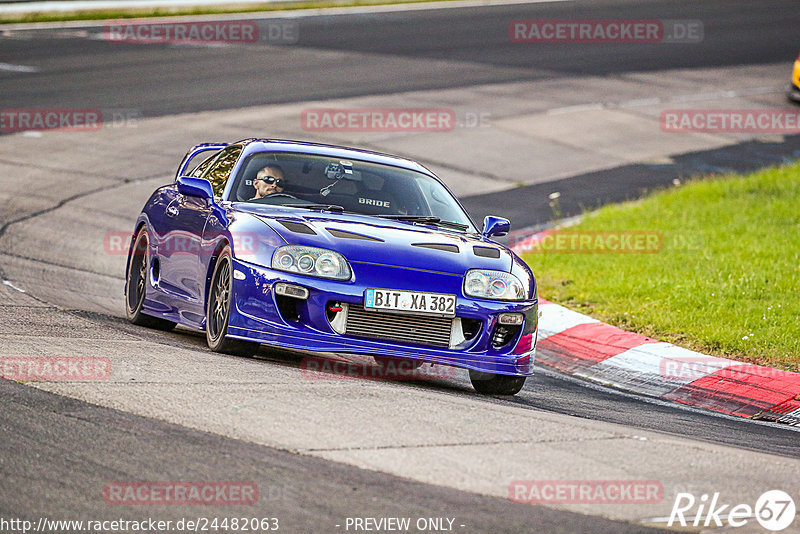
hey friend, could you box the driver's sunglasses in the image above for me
[256,176,284,186]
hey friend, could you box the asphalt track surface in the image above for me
[2,0,799,231]
[1,0,798,116]
[2,0,800,532]
[1,378,666,534]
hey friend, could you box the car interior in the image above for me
[229,152,430,217]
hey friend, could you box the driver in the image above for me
[251,165,286,199]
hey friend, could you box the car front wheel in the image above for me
[206,247,259,356]
[469,370,526,395]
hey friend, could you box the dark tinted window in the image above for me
[230,151,475,231]
[201,145,242,197]
[189,151,219,178]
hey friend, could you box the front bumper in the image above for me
[226,258,538,376]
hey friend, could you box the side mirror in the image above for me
[177,176,214,201]
[482,216,510,238]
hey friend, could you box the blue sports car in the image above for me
[125,139,538,395]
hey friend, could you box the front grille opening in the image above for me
[461,318,483,340]
[491,324,522,348]
[275,294,301,322]
[345,306,452,348]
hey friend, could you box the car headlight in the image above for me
[463,269,526,300]
[272,245,351,280]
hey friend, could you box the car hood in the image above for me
[233,204,512,275]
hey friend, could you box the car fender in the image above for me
[200,210,285,310]
[124,188,165,281]
[510,252,536,301]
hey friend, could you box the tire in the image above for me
[206,247,259,356]
[469,369,526,395]
[125,228,176,331]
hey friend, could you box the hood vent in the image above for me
[473,246,501,258]
[412,243,459,253]
[277,220,316,235]
[327,228,383,242]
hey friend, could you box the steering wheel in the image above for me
[266,193,297,199]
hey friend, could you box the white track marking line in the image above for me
[0,62,40,73]
[2,280,27,293]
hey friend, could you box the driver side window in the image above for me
[189,153,218,178]
[201,145,242,197]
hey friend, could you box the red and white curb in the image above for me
[534,298,800,425]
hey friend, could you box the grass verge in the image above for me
[0,0,461,24]
[522,162,800,371]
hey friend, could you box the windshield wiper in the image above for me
[288,204,345,213]
[377,215,469,231]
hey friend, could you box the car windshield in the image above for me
[229,151,476,232]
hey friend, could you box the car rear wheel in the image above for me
[469,370,526,395]
[125,228,176,331]
[206,247,259,356]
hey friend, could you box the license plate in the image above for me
[364,288,456,317]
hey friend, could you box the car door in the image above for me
[158,144,242,324]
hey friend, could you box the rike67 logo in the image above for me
[669,490,796,531]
